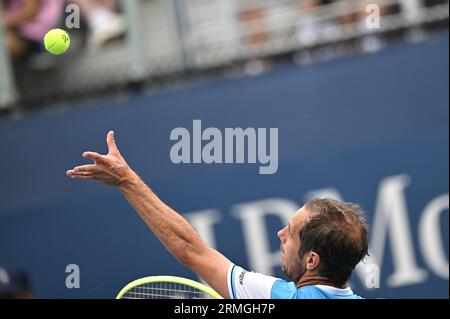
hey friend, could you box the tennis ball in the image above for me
[44,29,70,55]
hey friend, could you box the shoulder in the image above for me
[270,279,298,298]
[228,265,280,299]
[271,283,364,299]
[270,281,326,299]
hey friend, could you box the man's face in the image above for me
[277,207,310,282]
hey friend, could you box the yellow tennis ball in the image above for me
[44,29,70,55]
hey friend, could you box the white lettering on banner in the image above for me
[170,120,279,175]
[185,174,447,290]
[419,194,449,279]
[363,175,427,287]
[365,264,380,289]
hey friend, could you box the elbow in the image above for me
[176,250,192,266]
[175,242,203,267]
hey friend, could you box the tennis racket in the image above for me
[116,275,223,299]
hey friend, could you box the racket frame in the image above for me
[116,275,223,299]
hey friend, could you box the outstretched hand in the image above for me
[66,131,132,186]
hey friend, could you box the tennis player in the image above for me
[67,131,369,299]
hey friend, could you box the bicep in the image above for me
[186,246,280,299]
[187,246,232,299]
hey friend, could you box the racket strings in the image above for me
[122,281,214,299]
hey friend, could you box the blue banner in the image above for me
[0,32,448,298]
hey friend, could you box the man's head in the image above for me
[277,198,369,287]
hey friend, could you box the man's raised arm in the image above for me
[66,131,232,298]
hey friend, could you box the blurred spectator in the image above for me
[399,0,422,23]
[238,4,273,76]
[0,267,34,299]
[1,0,64,59]
[68,0,125,50]
[294,0,346,65]
[239,6,268,47]
[295,0,341,47]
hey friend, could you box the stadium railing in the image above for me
[0,0,448,110]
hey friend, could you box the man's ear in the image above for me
[305,252,320,271]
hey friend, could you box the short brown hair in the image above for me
[299,198,369,286]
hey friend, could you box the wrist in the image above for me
[117,168,140,190]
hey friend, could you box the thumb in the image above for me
[107,130,119,154]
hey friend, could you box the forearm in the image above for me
[68,131,233,298]
[118,169,206,264]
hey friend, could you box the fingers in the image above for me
[66,155,102,179]
[66,169,94,177]
[73,164,96,173]
[67,131,122,182]
[107,130,119,155]
[70,174,96,180]
[71,171,94,177]
[67,170,97,180]
[83,151,106,163]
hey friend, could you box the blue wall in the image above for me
[0,32,448,298]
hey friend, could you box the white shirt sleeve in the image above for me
[227,264,279,299]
